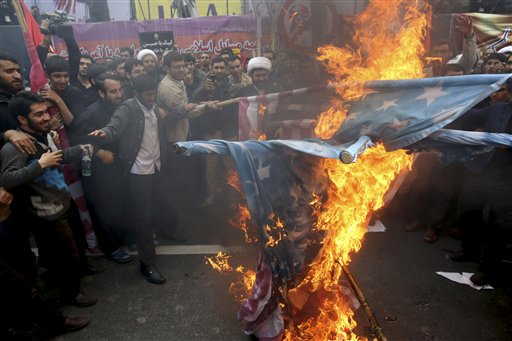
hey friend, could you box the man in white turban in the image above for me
[137,49,163,83]
[240,56,274,96]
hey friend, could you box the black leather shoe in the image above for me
[61,316,90,333]
[108,249,133,264]
[140,263,166,285]
[66,292,97,307]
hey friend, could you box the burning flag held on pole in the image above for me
[175,73,512,339]
[179,0,512,338]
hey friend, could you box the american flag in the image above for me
[55,0,76,14]
[176,73,512,338]
[335,74,511,150]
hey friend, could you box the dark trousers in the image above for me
[30,209,81,300]
[0,215,37,281]
[82,166,126,255]
[0,259,64,338]
[127,173,162,265]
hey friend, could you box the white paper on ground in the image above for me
[436,271,494,290]
[367,219,386,232]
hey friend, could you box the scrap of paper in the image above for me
[367,219,386,232]
[436,272,494,290]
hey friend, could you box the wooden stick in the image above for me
[342,264,387,341]
[11,0,29,33]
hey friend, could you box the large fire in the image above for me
[208,0,427,339]
[283,0,426,339]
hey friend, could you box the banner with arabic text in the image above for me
[51,15,270,62]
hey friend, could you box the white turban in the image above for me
[247,57,272,75]
[137,49,157,62]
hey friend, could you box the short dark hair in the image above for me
[95,74,122,93]
[86,64,108,82]
[45,55,69,75]
[0,53,18,64]
[109,57,125,70]
[485,53,507,64]
[80,54,94,63]
[9,91,46,120]
[124,58,143,74]
[183,53,195,63]
[119,47,134,57]
[219,48,233,57]
[163,51,184,68]
[211,56,227,67]
[132,74,157,92]
[228,55,241,63]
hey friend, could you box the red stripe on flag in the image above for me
[20,0,47,93]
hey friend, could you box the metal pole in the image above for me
[341,264,387,341]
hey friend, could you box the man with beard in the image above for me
[123,59,145,100]
[137,49,163,84]
[239,56,276,97]
[72,55,95,100]
[197,52,211,79]
[1,91,97,307]
[228,55,252,90]
[0,53,37,153]
[72,75,133,264]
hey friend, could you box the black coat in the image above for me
[98,98,170,174]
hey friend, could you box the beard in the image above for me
[27,118,50,134]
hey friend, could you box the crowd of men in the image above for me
[0,13,511,340]
[0,19,329,338]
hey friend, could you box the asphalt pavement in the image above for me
[51,169,511,341]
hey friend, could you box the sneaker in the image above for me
[108,248,133,264]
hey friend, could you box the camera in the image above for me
[40,10,74,36]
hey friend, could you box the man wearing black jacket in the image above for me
[72,74,132,264]
[89,74,174,285]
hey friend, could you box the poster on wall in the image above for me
[139,31,175,53]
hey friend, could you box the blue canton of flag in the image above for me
[335,74,511,150]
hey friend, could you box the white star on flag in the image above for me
[257,163,271,180]
[414,87,449,106]
[375,99,399,111]
[389,118,409,130]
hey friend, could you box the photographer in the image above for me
[37,14,82,98]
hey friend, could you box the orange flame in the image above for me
[226,171,257,243]
[205,251,257,302]
[284,0,426,339]
[205,251,233,272]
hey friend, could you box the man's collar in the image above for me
[166,74,184,84]
[135,97,155,111]
[19,128,48,144]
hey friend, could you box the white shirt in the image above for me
[130,99,161,175]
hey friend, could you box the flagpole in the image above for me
[11,0,28,32]
[342,264,387,341]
